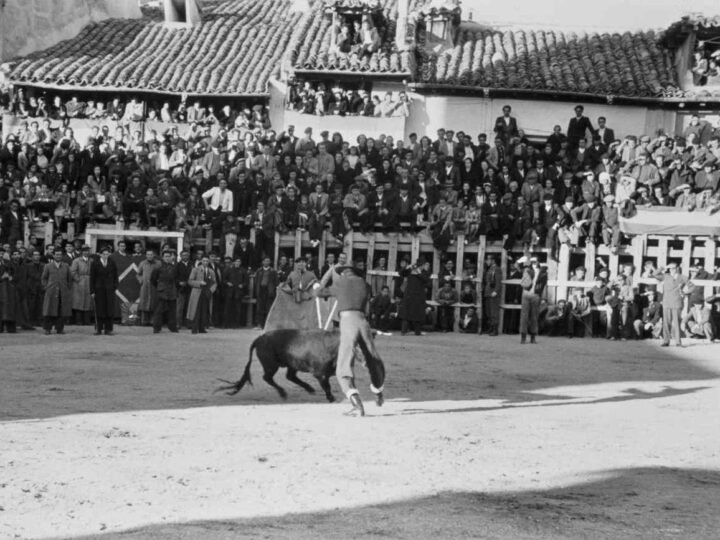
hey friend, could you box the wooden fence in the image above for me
[23,219,720,332]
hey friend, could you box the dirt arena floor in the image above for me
[1,327,719,539]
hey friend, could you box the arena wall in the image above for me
[0,0,142,62]
[404,94,679,142]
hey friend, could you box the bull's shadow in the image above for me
[0,329,718,421]
[70,467,720,539]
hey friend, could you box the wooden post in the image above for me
[113,220,123,250]
[632,235,645,281]
[366,234,376,285]
[704,238,716,300]
[681,236,692,274]
[22,219,31,247]
[658,236,669,268]
[584,242,596,281]
[66,222,75,243]
[498,246,508,333]
[345,232,354,263]
[273,231,280,264]
[410,235,420,264]
[294,228,303,260]
[246,274,255,327]
[387,234,398,298]
[318,230,327,268]
[43,221,54,249]
[476,236,486,333]
[431,248,441,300]
[453,234,465,331]
[555,243,570,301]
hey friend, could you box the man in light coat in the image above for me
[42,249,73,334]
[70,245,93,325]
[187,255,215,334]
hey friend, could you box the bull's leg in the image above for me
[316,375,336,403]
[262,365,287,400]
[286,368,316,395]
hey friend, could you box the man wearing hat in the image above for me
[284,257,318,303]
[601,194,621,253]
[519,256,547,344]
[70,245,93,326]
[150,249,179,334]
[315,264,386,417]
[41,249,73,335]
[89,245,118,335]
[651,262,690,347]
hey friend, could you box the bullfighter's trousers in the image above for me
[519,291,540,335]
[337,310,386,400]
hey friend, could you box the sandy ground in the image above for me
[1,327,719,539]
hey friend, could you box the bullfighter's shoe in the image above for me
[345,393,365,417]
[375,392,384,407]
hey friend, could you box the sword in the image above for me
[323,299,338,331]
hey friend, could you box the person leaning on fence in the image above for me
[519,256,547,344]
[651,262,691,347]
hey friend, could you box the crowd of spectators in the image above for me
[286,81,411,118]
[691,45,720,87]
[2,96,720,339]
[3,87,270,129]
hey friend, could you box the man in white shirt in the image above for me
[202,179,234,237]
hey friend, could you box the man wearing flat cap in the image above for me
[651,262,691,347]
[315,264,386,417]
[90,245,118,335]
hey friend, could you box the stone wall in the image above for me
[0,0,142,62]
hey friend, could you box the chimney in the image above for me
[395,0,409,49]
[163,0,201,26]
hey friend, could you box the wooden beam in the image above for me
[555,243,570,301]
[294,228,303,260]
[366,234,376,286]
[453,233,465,332]
[704,238,716,300]
[387,234,398,298]
[476,236,486,334]
[43,221,53,249]
[498,247,509,333]
[584,241,596,281]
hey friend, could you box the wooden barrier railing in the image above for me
[23,219,720,332]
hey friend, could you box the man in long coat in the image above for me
[136,249,161,326]
[0,252,18,333]
[70,245,93,325]
[90,245,118,335]
[187,255,215,334]
[24,251,45,326]
[41,250,73,334]
[397,262,429,335]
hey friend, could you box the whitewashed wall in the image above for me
[405,94,678,142]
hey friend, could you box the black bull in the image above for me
[215,329,386,402]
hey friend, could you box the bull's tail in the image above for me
[214,338,257,396]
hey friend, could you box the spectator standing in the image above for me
[70,245,93,325]
[254,256,277,329]
[151,249,179,334]
[567,105,594,150]
[652,262,690,347]
[89,245,118,336]
[175,250,193,328]
[398,262,429,336]
[187,255,215,334]
[136,249,161,326]
[519,256,547,344]
[41,249,72,335]
[0,253,17,333]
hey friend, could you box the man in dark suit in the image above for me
[594,116,615,147]
[89,245,118,335]
[494,105,519,147]
[254,256,277,328]
[175,250,193,327]
[0,200,23,248]
[519,256,548,344]
[567,105,594,150]
[151,249,179,333]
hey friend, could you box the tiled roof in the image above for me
[289,0,417,75]
[416,28,681,99]
[5,0,302,96]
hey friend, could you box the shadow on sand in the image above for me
[71,467,720,539]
